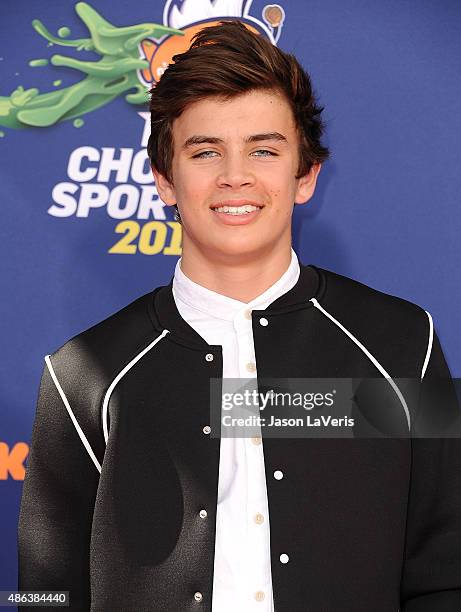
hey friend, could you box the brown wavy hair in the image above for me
[147,19,330,222]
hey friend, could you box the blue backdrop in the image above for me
[1,0,460,595]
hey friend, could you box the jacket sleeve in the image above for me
[18,357,101,611]
[400,329,461,611]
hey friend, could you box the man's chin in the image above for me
[205,242,277,266]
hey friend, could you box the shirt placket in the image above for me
[235,309,274,610]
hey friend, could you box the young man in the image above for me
[19,20,461,612]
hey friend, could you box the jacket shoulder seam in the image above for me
[44,354,102,474]
[420,310,434,380]
[101,329,170,444]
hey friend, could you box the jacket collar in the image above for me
[171,248,301,322]
[148,262,326,349]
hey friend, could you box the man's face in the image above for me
[153,89,321,264]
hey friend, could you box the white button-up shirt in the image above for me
[172,249,300,611]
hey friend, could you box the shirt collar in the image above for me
[172,248,300,322]
[149,257,326,349]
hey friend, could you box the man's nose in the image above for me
[216,152,256,188]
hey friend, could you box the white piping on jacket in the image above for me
[45,354,102,474]
[102,329,170,444]
[309,298,411,432]
[420,310,433,380]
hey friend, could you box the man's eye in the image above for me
[252,150,276,157]
[192,150,218,159]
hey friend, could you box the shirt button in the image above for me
[244,308,252,320]
[251,436,262,445]
[273,470,284,480]
[254,513,265,524]
[255,590,265,602]
[194,592,203,602]
[246,362,256,373]
[199,509,207,519]
[205,353,214,362]
[203,425,211,435]
[259,317,269,326]
[280,553,290,563]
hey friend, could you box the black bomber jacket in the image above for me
[18,263,461,611]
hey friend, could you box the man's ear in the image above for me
[151,166,177,206]
[294,163,322,205]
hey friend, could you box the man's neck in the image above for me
[178,244,293,303]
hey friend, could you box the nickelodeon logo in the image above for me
[0,442,29,480]
[139,1,285,87]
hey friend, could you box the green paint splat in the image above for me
[53,80,62,87]
[58,27,71,38]
[0,131,4,138]
[73,118,84,127]
[0,2,183,129]
[29,58,49,67]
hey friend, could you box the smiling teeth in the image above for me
[214,205,259,215]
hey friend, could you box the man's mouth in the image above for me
[210,201,264,216]
[212,204,260,215]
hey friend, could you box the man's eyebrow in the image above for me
[181,132,288,150]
